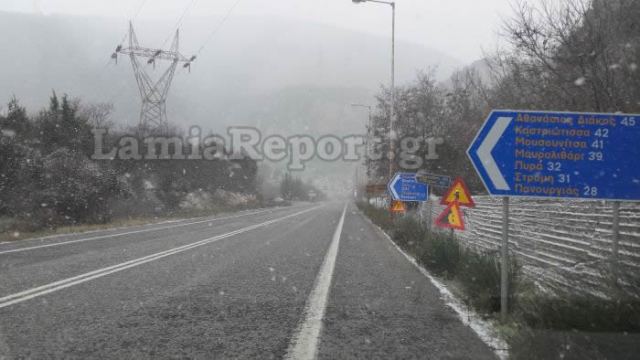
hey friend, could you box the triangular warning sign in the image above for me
[390,200,406,213]
[435,202,465,230]
[441,178,475,207]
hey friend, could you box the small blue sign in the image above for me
[387,172,429,202]
[417,172,452,188]
[467,110,640,201]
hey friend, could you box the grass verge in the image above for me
[357,201,640,359]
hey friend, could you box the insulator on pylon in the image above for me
[115,22,189,130]
[115,45,122,52]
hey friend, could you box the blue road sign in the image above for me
[468,110,640,201]
[416,172,452,189]
[387,172,429,202]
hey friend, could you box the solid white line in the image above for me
[0,206,322,309]
[0,208,277,255]
[286,203,347,360]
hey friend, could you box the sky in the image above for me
[1,0,519,62]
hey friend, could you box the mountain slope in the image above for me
[0,12,461,133]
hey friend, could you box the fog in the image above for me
[8,0,516,62]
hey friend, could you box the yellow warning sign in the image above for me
[390,200,406,213]
[441,178,475,208]
[435,202,465,230]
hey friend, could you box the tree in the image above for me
[495,0,640,113]
[0,97,30,139]
[36,92,94,155]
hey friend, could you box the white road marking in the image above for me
[286,203,347,360]
[477,116,512,191]
[0,206,322,309]
[0,208,278,255]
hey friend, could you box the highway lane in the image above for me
[317,207,495,359]
[0,205,309,255]
[0,202,496,359]
[0,204,312,294]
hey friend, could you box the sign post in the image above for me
[500,197,509,321]
[611,201,621,288]
[468,110,640,319]
[415,172,451,231]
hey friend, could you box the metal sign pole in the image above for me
[500,196,510,321]
[426,198,433,232]
[611,201,621,289]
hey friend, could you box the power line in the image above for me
[117,0,150,47]
[196,0,243,56]
[132,0,149,21]
[160,0,198,49]
[174,0,243,76]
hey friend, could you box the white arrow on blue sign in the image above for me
[387,172,429,202]
[467,110,640,201]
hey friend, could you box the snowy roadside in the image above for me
[358,209,510,360]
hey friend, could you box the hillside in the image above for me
[0,12,461,133]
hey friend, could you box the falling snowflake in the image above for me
[574,77,586,86]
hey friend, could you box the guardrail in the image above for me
[427,197,640,298]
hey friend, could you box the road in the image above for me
[0,202,496,359]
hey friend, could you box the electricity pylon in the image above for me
[112,22,195,131]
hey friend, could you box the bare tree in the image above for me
[78,102,115,129]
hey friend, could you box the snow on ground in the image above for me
[361,213,509,360]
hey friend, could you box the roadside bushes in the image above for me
[419,230,461,279]
[357,201,394,231]
[0,94,263,233]
[392,216,427,249]
[357,201,640,358]
[356,201,517,315]
[515,293,640,332]
[507,294,640,360]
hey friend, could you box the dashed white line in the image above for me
[286,203,347,360]
[0,206,322,309]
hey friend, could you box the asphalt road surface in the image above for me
[0,202,496,359]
